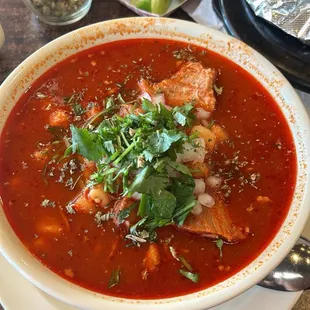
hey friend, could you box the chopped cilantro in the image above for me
[72,103,85,116]
[215,239,224,258]
[117,202,137,223]
[179,269,199,283]
[67,97,200,241]
[70,125,106,162]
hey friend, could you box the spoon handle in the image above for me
[258,237,310,292]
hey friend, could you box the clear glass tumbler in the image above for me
[22,0,93,26]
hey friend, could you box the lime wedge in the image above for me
[131,0,152,12]
[151,0,172,14]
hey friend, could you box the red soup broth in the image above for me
[0,39,296,299]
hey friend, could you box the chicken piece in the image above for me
[36,217,65,237]
[142,243,161,279]
[49,109,71,127]
[138,62,217,111]
[64,268,75,278]
[181,199,246,243]
[256,196,271,204]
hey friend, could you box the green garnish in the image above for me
[179,256,193,272]
[215,239,224,258]
[70,126,106,162]
[169,247,199,282]
[179,269,199,283]
[72,103,85,116]
[47,126,65,140]
[108,268,120,288]
[68,97,198,241]
[117,202,137,223]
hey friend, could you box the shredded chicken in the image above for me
[138,62,217,111]
[181,199,246,242]
[49,109,71,127]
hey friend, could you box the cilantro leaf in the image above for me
[158,103,175,128]
[118,202,137,223]
[179,269,199,283]
[152,188,176,219]
[215,239,224,258]
[70,125,105,162]
[128,166,169,197]
[173,111,187,126]
[127,166,153,196]
[173,198,196,226]
[148,129,183,154]
[169,175,196,225]
[47,126,65,140]
[143,150,154,162]
[139,174,169,195]
[104,140,115,153]
[105,97,115,109]
[142,98,157,112]
[137,193,148,217]
[172,104,195,127]
[169,161,192,176]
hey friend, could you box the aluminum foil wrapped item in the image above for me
[246,0,310,45]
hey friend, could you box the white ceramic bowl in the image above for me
[0,17,310,310]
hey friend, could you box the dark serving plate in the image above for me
[212,0,310,93]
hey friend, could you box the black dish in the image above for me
[212,0,310,93]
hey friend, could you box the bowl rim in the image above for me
[0,17,310,310]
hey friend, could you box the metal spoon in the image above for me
[258,237,310,291]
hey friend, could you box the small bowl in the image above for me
[22,0,93,26]
[0,17,310,310]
